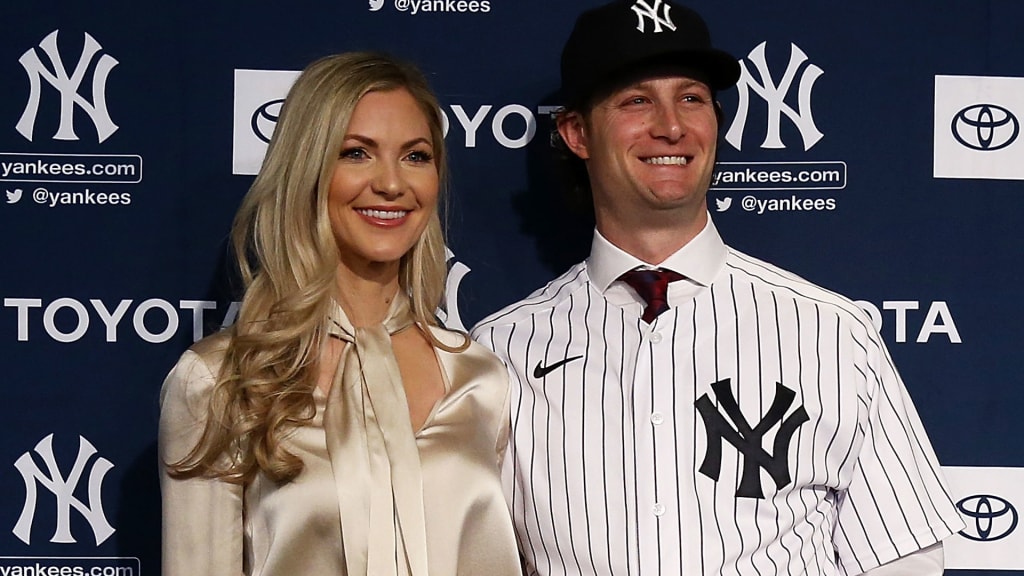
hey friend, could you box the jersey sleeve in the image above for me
[832,325,964,575]
[158,350,245,576]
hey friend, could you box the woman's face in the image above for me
[327,88,439,275]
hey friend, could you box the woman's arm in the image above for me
[158,349,245,576]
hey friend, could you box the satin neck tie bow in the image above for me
[618,268,685,323]
[323,292,429,576]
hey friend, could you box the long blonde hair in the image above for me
[171,52,455,483]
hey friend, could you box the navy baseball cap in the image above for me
[560,0,740,108]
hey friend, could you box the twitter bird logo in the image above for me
[6,189,22,204]
[715,197,732,212]
[368,0,384,11]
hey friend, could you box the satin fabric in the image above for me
[159,297,522,576]
[324,294,428,575]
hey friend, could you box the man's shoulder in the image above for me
[470,261,589,338]
[724,247,870,322]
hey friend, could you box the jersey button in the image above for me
[650,412,664,425]
[650,332,663,343]
[652,503,666,516]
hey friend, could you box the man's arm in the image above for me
[831,313,963,574]
[862,542,944,576]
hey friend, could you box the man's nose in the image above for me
[650,104,684,142]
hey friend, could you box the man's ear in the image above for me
[556,110,590,160]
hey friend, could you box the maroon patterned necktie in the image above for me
[618,268,685,323]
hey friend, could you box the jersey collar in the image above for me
[586,213,728,294]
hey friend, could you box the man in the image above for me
[471,1,964,574]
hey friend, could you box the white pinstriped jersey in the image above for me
[471,219,963,576]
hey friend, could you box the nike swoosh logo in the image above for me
[533,355,583,378]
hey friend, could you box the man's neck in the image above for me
[596,209,708,264]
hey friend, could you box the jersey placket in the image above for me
[632,311,682,574]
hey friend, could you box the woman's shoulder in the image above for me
[188,330,232,365]
[427,324,508,381]
[427,325,496,358]
[425,324,470,349]
[159,331,236,463]
[161,331,232,409]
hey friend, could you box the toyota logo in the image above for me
[251,98,286,144]
[957,494,1018,542]
[951,103,1019,151]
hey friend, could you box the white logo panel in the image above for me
[232,69,300,176]
[943,466,1024,570]
[934,75,1024,181]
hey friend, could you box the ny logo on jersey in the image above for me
[630,0,676,33]
[725,42,823,151]
[13,434,116,545]
[17,30,120,143]
[695,379,809,499]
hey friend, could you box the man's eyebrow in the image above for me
[616,77,711,92]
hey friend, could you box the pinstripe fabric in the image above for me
[471,220,963,576]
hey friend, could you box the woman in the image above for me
[159,52,521,576]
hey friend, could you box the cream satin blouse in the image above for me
[159,321,522,576]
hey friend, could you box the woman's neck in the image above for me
[334,261,401,327]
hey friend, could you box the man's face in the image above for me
[558,74,718,227]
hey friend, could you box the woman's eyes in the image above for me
[339,147,367,160]
[406,150,434,163]
[338,147,433,163]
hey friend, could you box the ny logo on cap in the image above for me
[631,0,676,33]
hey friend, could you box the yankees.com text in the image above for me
[0,560,134,576]
[0,154,142,184]
[712,161,846,191]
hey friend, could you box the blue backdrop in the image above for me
[1,1,1022,574]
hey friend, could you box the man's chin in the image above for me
[642,184,707,207]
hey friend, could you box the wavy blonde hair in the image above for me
[171,52,457,484]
